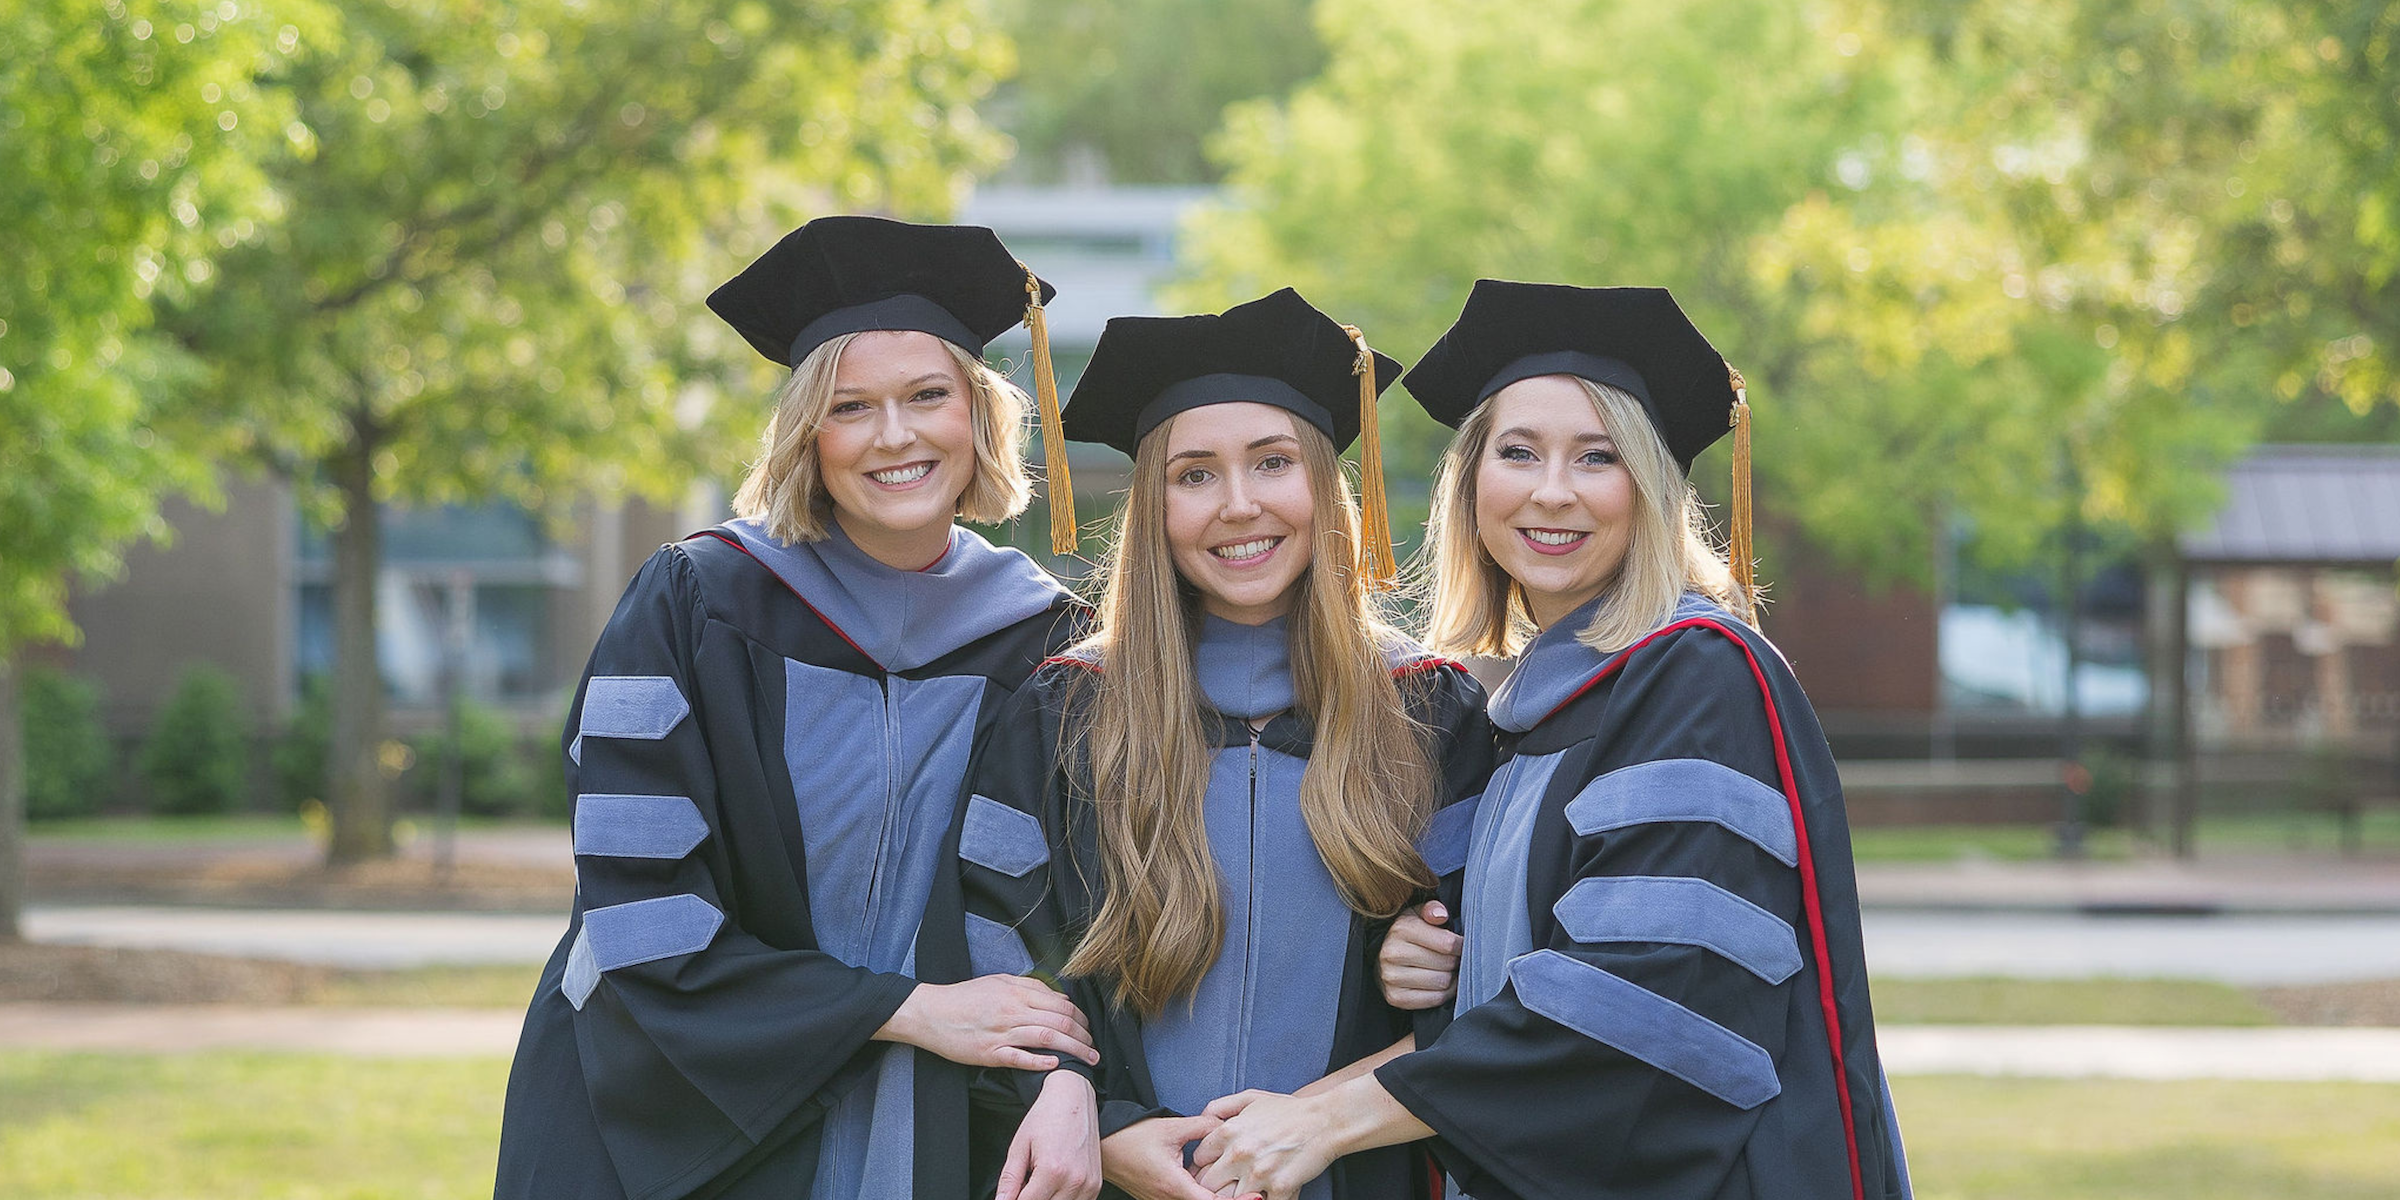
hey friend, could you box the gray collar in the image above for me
[720,518,1068,672]
[1488,592,1727,732]
[1194,614,1296,720]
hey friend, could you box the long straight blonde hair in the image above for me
[1422,376,1746,659]
[731,332,1035,543]
[1062,417,1439,1017]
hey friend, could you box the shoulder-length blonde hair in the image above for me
[731,331,1035,543]
[1062,415,1439,1018]
[1422,376,1748,659]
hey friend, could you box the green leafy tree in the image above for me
[1182,0,2391,591]
[162,0,1015,862]
[0,0,321,936]
[998,0,1323,183]
[1175,0,1902,545]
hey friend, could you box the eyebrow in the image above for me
[1165,433,1301,466]
[834,372,950,397]
[1495,426,1614,445]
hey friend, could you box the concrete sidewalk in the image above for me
[6,1003,2398,1081]
[1855,855,2400,916]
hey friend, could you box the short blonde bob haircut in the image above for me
[731,331,1035,543]
[1421,376,1749,659]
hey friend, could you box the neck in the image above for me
[834,511,953,572]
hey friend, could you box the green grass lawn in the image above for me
[1895,1076,2400,1199]
[1871,976,2280,1026]
[1849,811,2400,863]
[0,1052,507,1199]
[2,1053,2393,1199]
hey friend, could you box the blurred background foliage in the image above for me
[1,0,2395,862]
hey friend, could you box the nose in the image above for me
[869,400,916,451]
[1219,474,1263,522]
[1529,460,1575,509]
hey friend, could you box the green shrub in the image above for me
[138,665,252,815]
[22,668,113,821]
[406,697,541,818]
[272,675,333,811]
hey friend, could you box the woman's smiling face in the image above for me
[1161,402,1317,625]
[813,330,976,568]
[1473,375,1637,628]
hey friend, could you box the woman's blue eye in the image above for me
[1497,444,1536,462]
[1581,449,1619,467]
[831,400,869,416]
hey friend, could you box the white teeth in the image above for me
[1210,537,1280,560]
[870,463,932,485]
[1526,529,1584,546]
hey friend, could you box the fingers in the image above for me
[1380,964,1457,993]
[1201,1089,1271,1121]
[1009,1024,1101,1067]
[1419,900,1449,927]
[1384,987,1453,1011]
[1000,1047,1062,1072]
[996,1127,1033,1200]
[1386,925,1462,964]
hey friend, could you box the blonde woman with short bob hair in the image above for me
[497,217,1106,1200]
[734,328,1033,544]
[958,289,1492,1200]
[1194,282,1911,1200]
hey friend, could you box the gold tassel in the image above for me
[1728,365,1756,622]
[1342,323,1397,590]
[1022,262,1076,557]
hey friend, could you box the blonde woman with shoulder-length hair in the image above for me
[957,289,1492,1200]
[1198,282,1912,1200]
[497,218,1107,1200]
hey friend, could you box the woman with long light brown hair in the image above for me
[956,289,1492,1200]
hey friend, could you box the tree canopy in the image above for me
[1179,0,2398,586]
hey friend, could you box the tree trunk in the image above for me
[326,436,394,864]
[0,655,25,941]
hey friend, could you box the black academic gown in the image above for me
[1379,593,1913,1200]
[959,616,1494,1200]
[495,519,1082,1200]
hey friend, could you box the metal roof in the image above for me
[2179,444,2400,564]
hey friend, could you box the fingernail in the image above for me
[1428,902,1447,921]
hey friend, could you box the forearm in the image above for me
[1317,1073,1434,1158]
[1295,1033,1414,1099]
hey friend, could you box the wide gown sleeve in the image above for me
[563,547,918,1200]
[1377,630,1814,1200]
[957,664,1172,1141]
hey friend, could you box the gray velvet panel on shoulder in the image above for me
[960,794,1049,878]
[1418,793,1483,878]
[1486,591,1740,732]
[722,518,1066,672]
[1508,948,1781,1110]
[572,793,710,860]
[964,911,1037,977]
[1457,749,1567,1014]
[1563,757,1798,867]
[1552,874,1803,984]
[580,893,725,974]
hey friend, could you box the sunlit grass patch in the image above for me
[1895,1076,2400,1200]
[1871,976,2279,1026]
[0,1052,509,1199]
